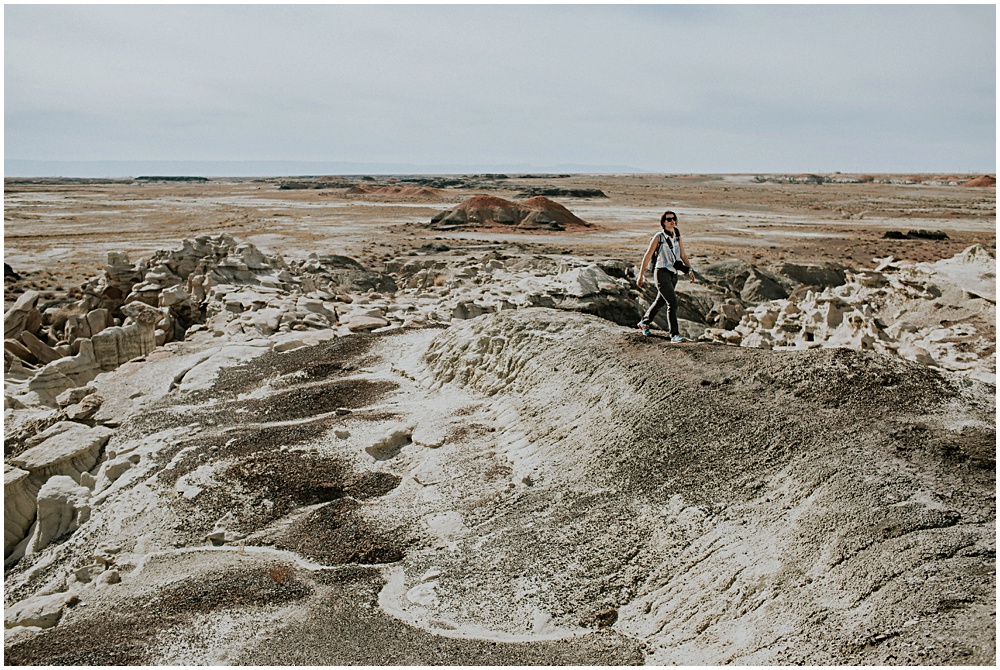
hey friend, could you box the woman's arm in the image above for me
[678,239,696,282]
[636,237,658,288]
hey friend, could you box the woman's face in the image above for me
[662,213,677,230]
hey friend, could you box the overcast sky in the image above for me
[5,4,996,174]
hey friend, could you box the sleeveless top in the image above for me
[652,232,680,272]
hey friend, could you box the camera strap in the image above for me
[655,232,679,269]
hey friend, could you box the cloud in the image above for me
[4,4,995,172]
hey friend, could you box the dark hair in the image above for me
[659,210,680,239]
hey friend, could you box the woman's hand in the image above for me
[688,270,696,283]
[637,274,645,289]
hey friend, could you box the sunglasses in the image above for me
[664,217,676,222]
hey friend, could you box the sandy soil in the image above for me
[4,174,995,310]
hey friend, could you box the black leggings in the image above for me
[641,268,679,335]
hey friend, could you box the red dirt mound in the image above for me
[430,195,590,231]
[451,196,523,226]
[520,196,587,226]
[960,175,996,187]
[458,195,516,210]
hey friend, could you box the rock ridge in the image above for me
[3,239,995,665]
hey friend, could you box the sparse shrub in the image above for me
[268,564,289,583]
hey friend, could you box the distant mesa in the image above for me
[516,186,608,198]
[751,173,993,186]
[277,175,506,192]
[794,174,827,184]
[278,180,354,189]
[960,175,996,188]
[400,176,467,188]
[135,176,209,182]
[345,184,445,198]
[883,229,950,241]
[430,195,591,231]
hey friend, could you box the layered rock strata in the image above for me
[4,465,34,557]
[4,423,113,562]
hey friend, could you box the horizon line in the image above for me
[5,159,994,180]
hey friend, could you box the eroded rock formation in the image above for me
[3,308,993,664]
[701,244,996,382]
[430,195,590,230]
[3,235,995,664]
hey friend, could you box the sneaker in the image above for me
[670,335,688,343]
[637,323,652,336]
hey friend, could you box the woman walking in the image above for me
[636,210,696,340]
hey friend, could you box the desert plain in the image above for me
[3,173,996,665]
[3,173,997,301]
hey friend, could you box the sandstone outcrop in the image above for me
[4,291,43,342]
[90,321,157,371]
[25,340,102,405]
[10,422,112,494]
[4,236,399,407]
[697,258,848,303]
[4,423,110,561]
[4,591,78,630]
[700,244,996,382]
[4,465,34,557]
[23,475,92,557]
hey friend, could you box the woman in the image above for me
[636,210,696,340]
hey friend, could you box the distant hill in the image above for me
[4,159,648,178]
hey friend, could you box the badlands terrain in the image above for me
[3,173,996,664]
